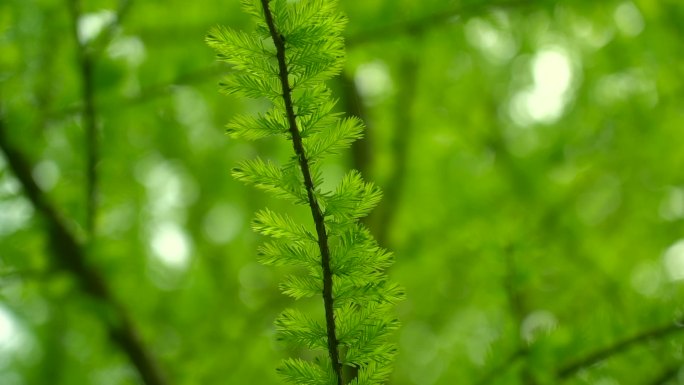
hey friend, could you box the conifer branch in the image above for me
[0,114,167,385]
[208,1,401,382]
[258,1,342,383]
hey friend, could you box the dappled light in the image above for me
[1,0,683,384]
[354,60,394,104]
[0,305,23,352]
[77,10,116,44]
[509,46,576,126]
[664,240,684,282]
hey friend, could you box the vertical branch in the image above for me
[67,0,100,238]
[369,57,418,246]
[258,1,343,384]
[3,0,164,378]
[473,248,537,385]
[343,74,372,177]
[504,246,538,385]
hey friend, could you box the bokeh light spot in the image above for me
[663,240,684,281]
[614,2,644,37]
[150,221,192,270]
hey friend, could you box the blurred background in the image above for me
[1,0,684,384]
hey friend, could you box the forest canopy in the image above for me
[0,0,683,384]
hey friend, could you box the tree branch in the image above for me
[0,117,168,385]
[648,364,681,385]
[503,246,538,385]
[558,320,684,379]
[474,348,526,385]
[67,0,98,236]
[50,0,533,121]
[343,74,372,178]
[258,1,342,384]
[346,0,535,47]
[66,0,133,237]
[368,57,418,246]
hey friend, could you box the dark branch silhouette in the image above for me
[66,0,132,236]
[0,109,168,385]
[346,0,535,47]
[368,57,418,246]
[259,0,343,383]
[558,320,684,379]
[50,0,533,121]
[343,74,373,178]
[68,0,99,236]
[474,348,526,385]
[648,364,682,385]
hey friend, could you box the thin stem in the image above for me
[474,348,525,385]
[65,0,132,237]
[258,1,342,384]
[50,0,534,121]
[371,57,417,246]
[648,364,681,385]
[346,0,534,47]
[558,320,684,379]
[67,0,99,237]
[344,74,372,178]
[502,246,541,385]
[0,116,168,385]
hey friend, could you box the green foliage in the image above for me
[207,0,402,383]
[2,0,684,384]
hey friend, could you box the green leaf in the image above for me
[304,116,364,161]
[348,361,395,385]
[218,73,282,100]
[226,108,288,140]
[232,158,306,203]
[208,0,402,381]
[280,273,321,299]
[239,0,264,19]
[287,40,345,88]
[334,279,405,307]
[329,223,394,277]
[205,26,276,78]
[275,308,328,350]
[294,85,341,136]
[325,170,382,221]
[252,208,316,242]
[277,358,330,385]
[257,239,318,268]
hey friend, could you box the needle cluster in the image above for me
[207,1,402,383]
